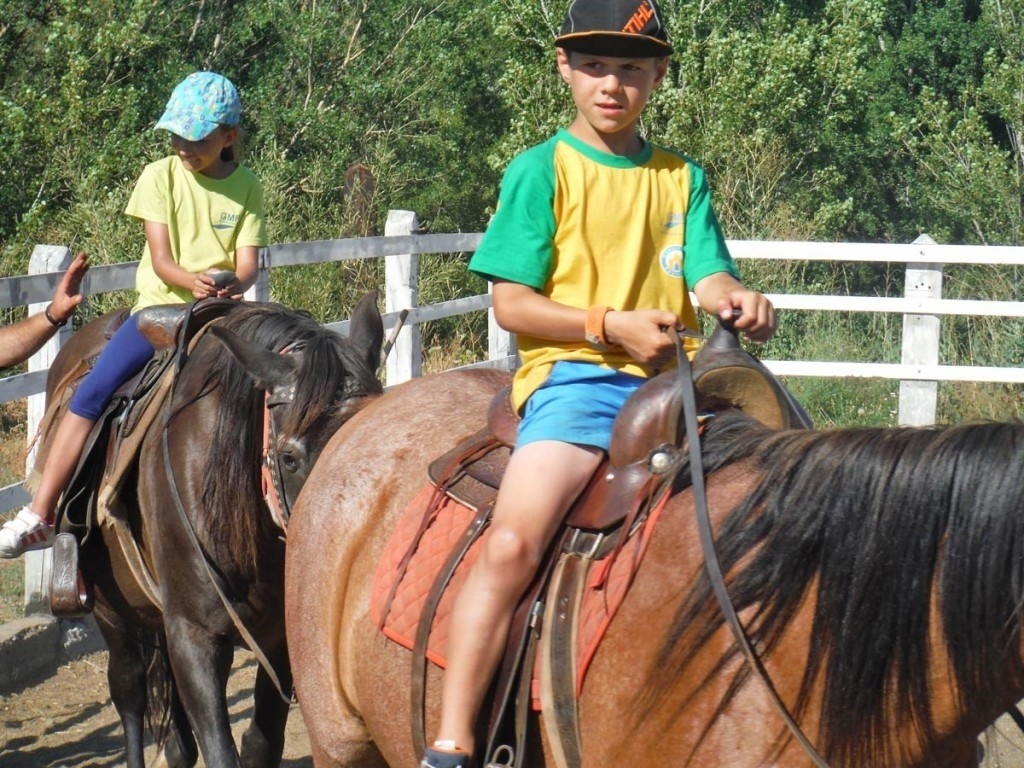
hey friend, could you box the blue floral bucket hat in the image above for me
[155,71,241,141]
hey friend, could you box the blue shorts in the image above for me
[515,361,646,451]
[69,313,155,421]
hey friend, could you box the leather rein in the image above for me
[670,326,830,768]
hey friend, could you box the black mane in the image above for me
[645,409,1024,765]
[169,302,381,576]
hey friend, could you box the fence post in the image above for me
[24,245,74,615]
[384,210,421,385]
[245,247,271,302]
[898,234,942,426]
[487,282,515,370]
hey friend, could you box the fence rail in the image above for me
[3,213,1023,611]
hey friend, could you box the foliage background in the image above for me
[1,0,1022,425]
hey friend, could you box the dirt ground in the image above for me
[4,649,1024,768]
[0,650,312,768]
[986,723,1024,768]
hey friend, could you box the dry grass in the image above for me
[421,323,490,375]
[0,559,23,623]
[0,399,30,484]
[0,398,30,623]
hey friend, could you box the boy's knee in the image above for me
[481,526,542,575]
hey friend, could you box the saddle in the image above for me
[370,322,811,767]
[43,299,240,617]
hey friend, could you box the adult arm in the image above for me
[0,252,89,368]
[0,314,62,369]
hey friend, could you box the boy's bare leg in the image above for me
[435,439,603,754]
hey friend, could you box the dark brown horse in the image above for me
[283,366,1024,767]
[39,295,383,768]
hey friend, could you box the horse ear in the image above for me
[347,291,385,373]
[207,325,299,390]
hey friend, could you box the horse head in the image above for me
[206,291,384,522]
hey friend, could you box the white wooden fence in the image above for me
[2,211,1023,611]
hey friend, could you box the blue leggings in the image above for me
[69,313,155,421]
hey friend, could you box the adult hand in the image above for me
[47,252,89,325]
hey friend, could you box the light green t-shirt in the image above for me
[469,130,739,411]
[125,155,268,312]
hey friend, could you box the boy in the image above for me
[422,2,776,766]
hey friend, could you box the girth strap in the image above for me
[539,549,586,768]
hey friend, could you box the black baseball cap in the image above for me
[555,0,673,59]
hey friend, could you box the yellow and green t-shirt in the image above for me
[125,155,268,313]
[469,129,739,411]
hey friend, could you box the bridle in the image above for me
[259,343,379,537]
[260,342,301,536]
[158,305,384,705]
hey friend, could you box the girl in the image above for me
[0,70,268,557]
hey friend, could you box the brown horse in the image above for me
[284,366,1024,767]
[39,295,383,768]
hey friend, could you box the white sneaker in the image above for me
[0,508,55,557]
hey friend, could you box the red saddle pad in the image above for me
[369,484,669,707]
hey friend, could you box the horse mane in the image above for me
[170,302,381,576]
[643,409,1024,766]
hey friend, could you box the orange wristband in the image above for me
[585,305,612,350]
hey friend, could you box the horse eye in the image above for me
[280,452,299,471]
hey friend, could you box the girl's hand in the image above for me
[194,269,242,300]
[604,309,681,367]
[207,269,244,299]
[192,273,220,300]
[216,278,246,300]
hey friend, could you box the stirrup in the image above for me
[49,532,94,617]
[484,745,515,768]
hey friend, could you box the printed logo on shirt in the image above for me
[660,244,683,278]
[663,212,684,230]
[214,212,240,230]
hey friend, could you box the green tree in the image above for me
[0,1,511,316]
